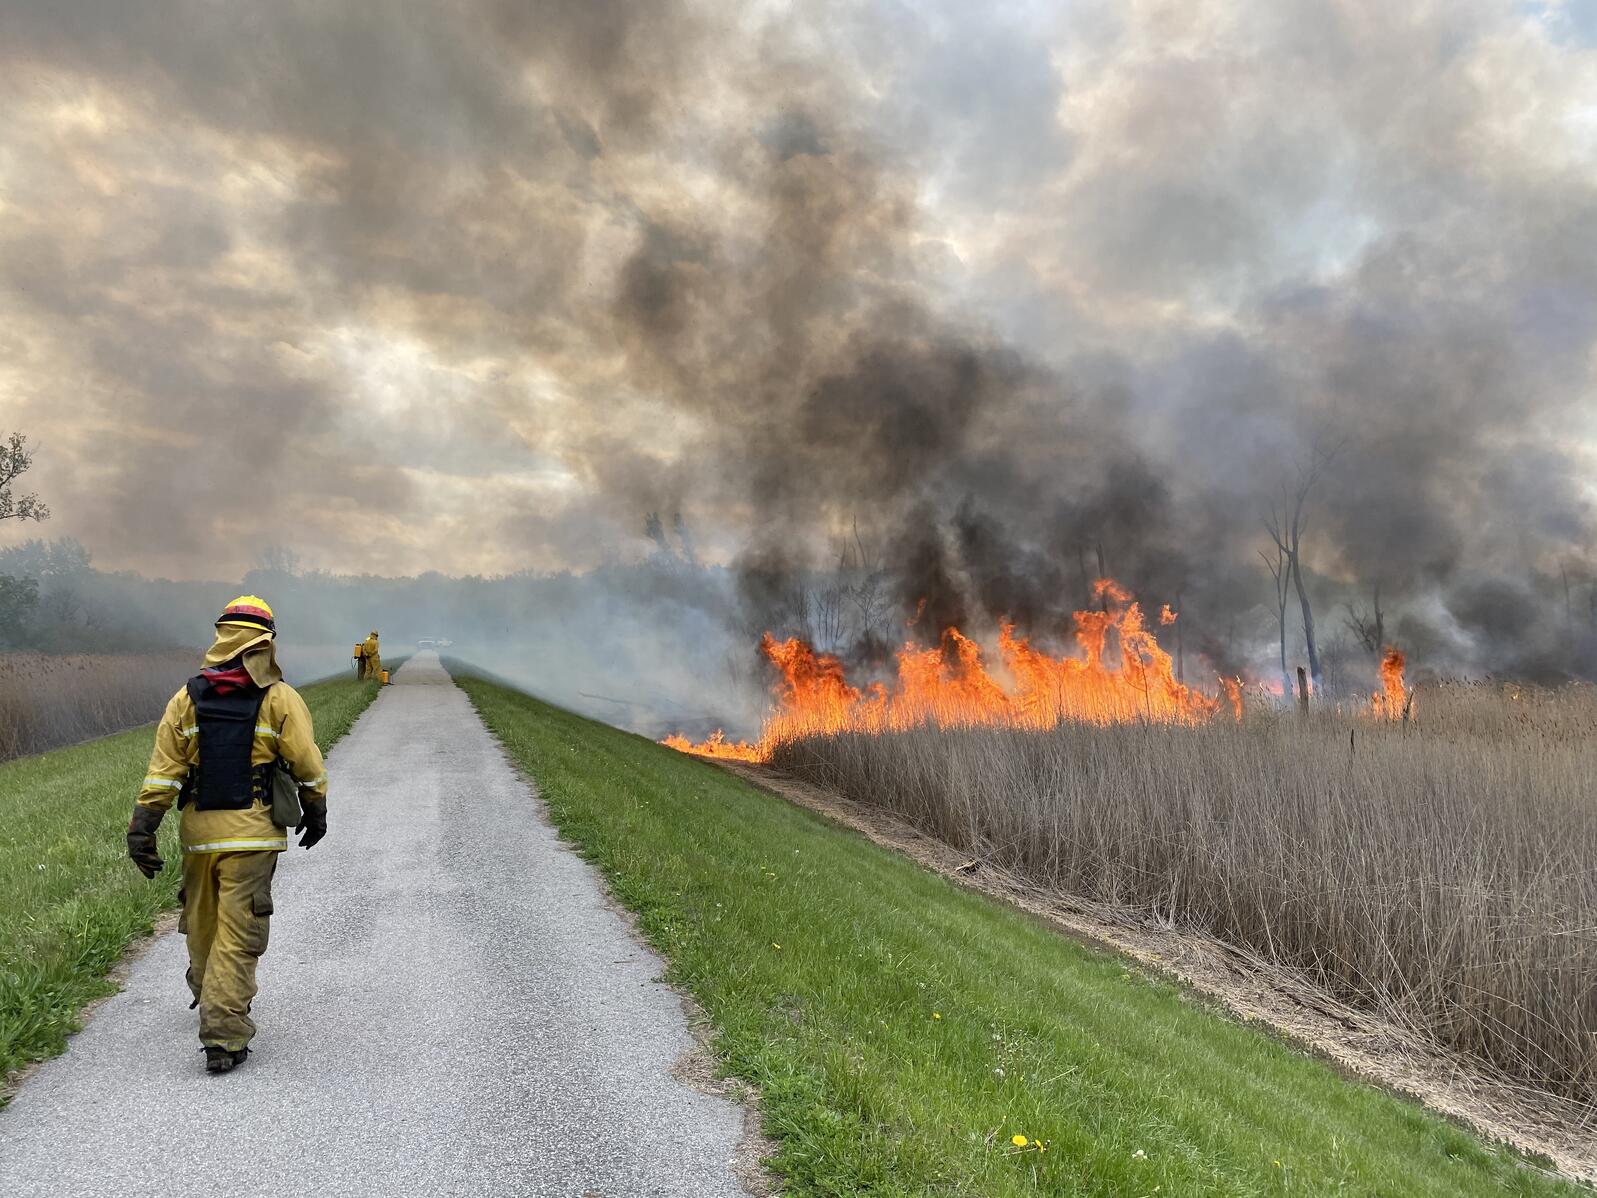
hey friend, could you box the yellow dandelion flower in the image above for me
[932,1012,942,1020]
[1011,1134,1028,1147]
[772,942,781,950]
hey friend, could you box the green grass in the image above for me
[455,672,1584,1198]
[0,674,381,1091]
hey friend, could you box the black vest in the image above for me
[178,675,275,811]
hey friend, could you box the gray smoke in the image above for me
[2,0,1595,699]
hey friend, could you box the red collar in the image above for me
[201,664,254,695]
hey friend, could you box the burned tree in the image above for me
[1343,583,1386,656]
[839,517,892,657]
[1264,445,1336,697]
[1260,539,1294,699]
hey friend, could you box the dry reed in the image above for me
[0,652,199,760]
[768,680,1597,1103]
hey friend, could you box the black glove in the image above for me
[295,798,327,850]
[127,805,165,879]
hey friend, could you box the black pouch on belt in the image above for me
[270,759,302,828]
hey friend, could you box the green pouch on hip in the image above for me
[270,759,303,828]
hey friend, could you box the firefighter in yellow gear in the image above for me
[362,630,381,682]
[125,595,328,1074]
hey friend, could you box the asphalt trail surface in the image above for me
[0,653,755,1197]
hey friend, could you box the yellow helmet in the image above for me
[218,594,275,634]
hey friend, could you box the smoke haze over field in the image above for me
[3,0,1597,693]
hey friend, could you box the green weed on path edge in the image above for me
[454,670,1585,1198]
[0,673,381,1095]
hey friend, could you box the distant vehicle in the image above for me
[416,637,454,649]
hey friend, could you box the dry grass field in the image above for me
[767,680,1597,1104]
[0,653,198,760]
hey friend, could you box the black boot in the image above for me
[204,1046,250,1074]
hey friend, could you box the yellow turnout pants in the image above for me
[179,850,277,1051]
[368,654,382,682]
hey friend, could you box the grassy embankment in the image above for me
[457,671,1583,1198]
[0,674,380,1091]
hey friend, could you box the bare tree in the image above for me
[1343,583,1385,655]
[0,432,49,524]
[815,575,847,651]
[1260,540,1294,698]
[1264,444,1336,696]
[786,580,816,646]
[841,516,892,652]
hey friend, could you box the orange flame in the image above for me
[1219,676,1244,720]
[1371,646,1410,720]
[667,582,1231,761]
[659,729,765,762]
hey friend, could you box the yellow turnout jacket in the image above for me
[136,682,328,854]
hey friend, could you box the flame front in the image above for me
[1371,646,1410,720]
[666,582,1228,762]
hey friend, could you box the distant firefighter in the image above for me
[124,594,328,1074]
[362,629,381,682]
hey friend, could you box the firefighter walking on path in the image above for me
[362,628,382,682]
[125,595,328,1073]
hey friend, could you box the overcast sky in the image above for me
[1,0,1594,589]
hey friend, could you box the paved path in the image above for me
[0,653,755,1197]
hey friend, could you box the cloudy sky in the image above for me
[1,0,1594,601]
